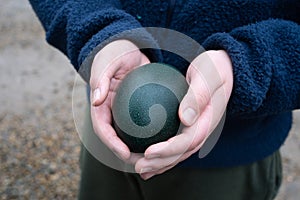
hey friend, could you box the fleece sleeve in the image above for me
[28,0,160,82]
[203,19,300,118]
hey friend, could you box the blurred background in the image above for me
[0,0,299,199]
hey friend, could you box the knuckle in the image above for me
[191,89,210,107]
[188,140,199,151]
[197,91,210,103]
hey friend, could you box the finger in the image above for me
[125,153,144,165]
[89,46,124,106]
[90,52,150,106]
[179,86,204,126]
[90,103,131,160]
[140,142,205,180]
[135,153,181,174]
[174,88,228,160]
[139,141,204,180]
[144,106,212,160]
[140,53,151,66]
[140,165,174,180]
[144,133,194,159]
[90,76,110,106]
[90,51,117,106]
[179,52,223,126]
[179,70,210,127]
[146,89,225,161]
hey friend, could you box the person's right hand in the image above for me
[90,39,150,162]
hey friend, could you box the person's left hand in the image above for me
[135,50,234,180]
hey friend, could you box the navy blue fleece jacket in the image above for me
[29,0,300,167]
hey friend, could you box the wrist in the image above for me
[207,50,233,100]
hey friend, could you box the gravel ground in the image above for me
[0,1,299,199]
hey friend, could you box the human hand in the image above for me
[90,39,150,162]
[135,50,233,180]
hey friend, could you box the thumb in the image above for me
[179,72,211,126]
[90,75,110,106]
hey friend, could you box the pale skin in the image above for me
[90,39,233,180]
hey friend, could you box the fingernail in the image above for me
[113,151,123,160]
[141,173,154,180]
[92,88,101,105]
[140,167,153,174]
[114,151,129,161]
[183,108,197,125]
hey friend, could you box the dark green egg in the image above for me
[112,63,188,153]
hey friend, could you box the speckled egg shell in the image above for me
[112,63,188,153]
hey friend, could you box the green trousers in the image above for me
[79,147,282,200]
[78,109,282,200]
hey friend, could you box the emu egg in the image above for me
[112,63,188,153]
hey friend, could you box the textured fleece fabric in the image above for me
[29,0,300,167]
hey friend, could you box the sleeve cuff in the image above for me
[202,32,270,116]
[78,26,162,82]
